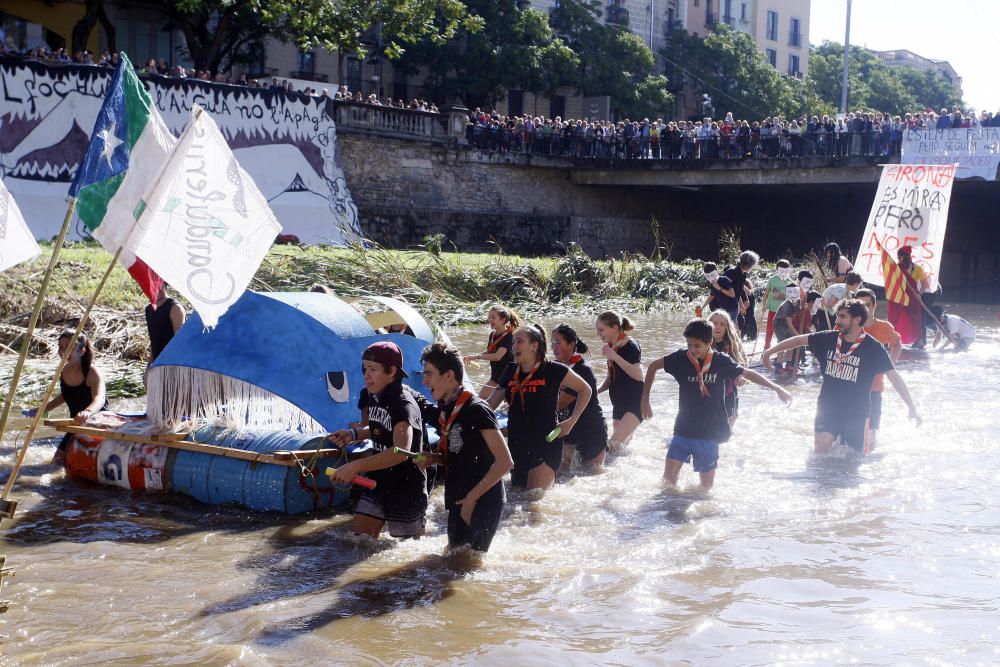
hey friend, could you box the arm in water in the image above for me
[885,370,922,427]
[640,357,665,420]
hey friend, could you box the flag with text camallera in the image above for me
[127,106,281,328]
[68,53,176,303]
[876,237,910,306]
[0,176,41,272]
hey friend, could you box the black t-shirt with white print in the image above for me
[357,383,426,489]
[439,395,505,507]
[661,349,745,443]
[497,360,570,445]
[808,330,894,417]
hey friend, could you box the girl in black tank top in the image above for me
[464,305,521,399]
[42,331,109,423]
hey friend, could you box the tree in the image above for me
[548,0,671,118]
[669,24,824,120]
[805,41,964,116]
[398,0,579,110]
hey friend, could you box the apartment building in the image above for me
[868,48,963,99]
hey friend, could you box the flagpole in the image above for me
[0,199,77,512]
[1,245,123,506]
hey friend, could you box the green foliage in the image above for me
[670,24,826,119]
[806,42,963,115]
[548,243,610,300]
[398,0,578,109]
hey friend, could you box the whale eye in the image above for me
[327,372,349,403]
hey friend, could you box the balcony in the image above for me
[722,14,735,26]
[789,31,801,48]
[606,5,629,25]
[706,12,717,27]
[290,70,329,82]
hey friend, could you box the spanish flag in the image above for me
[876,238,909,306]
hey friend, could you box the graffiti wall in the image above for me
[0,56,359,244]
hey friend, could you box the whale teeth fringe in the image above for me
[146,366,324,434]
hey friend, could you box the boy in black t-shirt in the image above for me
[642,319,792,489]
[419,343,514,553]
[698,262,738,320]
[762,299,922,454]
[328,342,428,538]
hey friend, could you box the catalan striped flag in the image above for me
[876,238,909,306]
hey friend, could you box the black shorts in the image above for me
[447,496,503,552]
[565,419,608,462]
[354,475,428,537]
[814,409,868,453]
[509,437,562,487]
[612,402,644,423]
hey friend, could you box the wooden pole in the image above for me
[1,246,122,503]
[0,199,77,460]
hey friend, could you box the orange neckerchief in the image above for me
[512,361,542,411]
[686,349,714,398]
[835,330,867,362]
[567,354,584,366]
[606,333,628,380]
[486,326,514,354]
[436,388,474,465]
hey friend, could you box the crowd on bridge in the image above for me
[464,106,996,161]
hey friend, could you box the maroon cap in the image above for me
[362,341,408,377]
[898,245,913,256]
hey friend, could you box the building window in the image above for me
[789,17,801,47]
[296,49,315,75]
[550,95,566,120]
[706,0,715,26]
[788,54,800,77]
[740,2,747,21]
[766,48,777,68]
[508,90,524,117]
[766,10,778,41]
[723,0,734,25]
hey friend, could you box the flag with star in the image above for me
[69,53,176,303]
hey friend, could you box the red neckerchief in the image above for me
[607,333,627,380]
[437,388,473,464]
[512,361,542,411]
[567,354,584,366]
[687,349,714,398]
[835,330,867,362]
[486,326,513,354]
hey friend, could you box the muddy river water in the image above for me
[1,306,998,665]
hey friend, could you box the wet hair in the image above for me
[683,318,714,343]
[597,311,634,333]
[806,290,823,304]
[738,250,760,268]
[707,310,746,364]
[489,304,522,329]
[421,342,465,383]
[552,323,589,354]
[797,269,814,282]
[845,271,863,286]
[825,242,842,274]
[776,258,791,269]
[930,304,945,322]
[703,262,718,274]
[58,329,94,379]
[519,323,548,362]
[854,288,877,304]
[835,298,869,323]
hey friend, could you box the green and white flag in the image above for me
[128,106,281,327]
[0,176,41,272]
[69,53,176,303]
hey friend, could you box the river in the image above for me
[1,306,998,665]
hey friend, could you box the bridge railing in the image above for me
[331,101,468,144]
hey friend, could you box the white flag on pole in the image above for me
[127,106,282,327]
[0,176,42,272]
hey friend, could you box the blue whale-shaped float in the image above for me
[62,291,444,514]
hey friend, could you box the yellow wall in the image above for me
[4,0,100,53]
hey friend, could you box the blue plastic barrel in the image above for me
[168,427,351,513]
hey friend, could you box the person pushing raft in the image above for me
[762,299,921,455]
[418,343,513,553]
[465,305,520,399]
